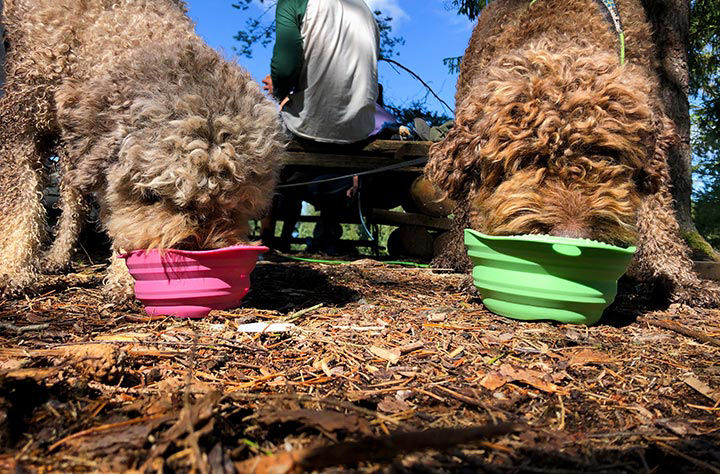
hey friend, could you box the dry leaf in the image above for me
[377,396,412,414]
[479,372,507,391]
[655,418,698,437]
[481,364,564,394]
[67,422,160,454]
[500,364,562,393]
[568,349,614,367]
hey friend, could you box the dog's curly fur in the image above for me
[0,0,284,300]
[426,0,719,307]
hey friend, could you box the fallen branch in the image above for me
[644,318,720,348]
[235,423,521,474]
[0,322,50,333]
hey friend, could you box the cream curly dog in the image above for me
[0,0,284,300]
[426,0,719,307]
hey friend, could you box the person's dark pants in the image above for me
[265,168,354,253]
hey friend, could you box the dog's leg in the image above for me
[629,189,720,308]
[432,197,474,273]
[102,249,135,304]
[43,155,89,273]
[0,139,48,295]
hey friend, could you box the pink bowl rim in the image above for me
[118,245,269,259]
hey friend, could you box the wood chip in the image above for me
[448,346,465,359]
[368,346,401,364]
[681,373,720,403]
[236,322,296,333]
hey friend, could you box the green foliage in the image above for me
[689,0,720,158]
[448,0,488,21]
[692,162,720,250]
[256,203,396,257]
[385,99,453,128]
[374,10,405,59]
[231,3,403,59]
[689,0,720,249]
[231,1,276,59]
[443,56,462,75]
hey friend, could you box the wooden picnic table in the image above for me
[279,138,453,257]
[284,138,431,171]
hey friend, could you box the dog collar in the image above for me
[529,0,626,65]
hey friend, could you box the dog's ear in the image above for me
[56,79,122,195]
[636,115,677,195]
[426,124,489,202]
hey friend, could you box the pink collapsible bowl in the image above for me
[119,245,268,318]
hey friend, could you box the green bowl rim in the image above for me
[464,229,636,254]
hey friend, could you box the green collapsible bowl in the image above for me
[464,229,636,325]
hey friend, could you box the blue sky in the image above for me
[184,1,476,116]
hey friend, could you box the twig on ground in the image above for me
[643,318,720,348]
[284,303,323,322]
[0,322,50,332]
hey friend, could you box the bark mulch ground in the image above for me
[0,254,719,473]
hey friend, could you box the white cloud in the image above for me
[363,0,409,25]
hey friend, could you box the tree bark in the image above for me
[642,0,694,230]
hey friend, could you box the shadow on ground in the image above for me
[242,261,361,313]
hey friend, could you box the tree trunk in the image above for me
[642,0,719,259]
[642,0,694,230]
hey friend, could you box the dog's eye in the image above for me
[587,147,621,162]
[141,190,162,204]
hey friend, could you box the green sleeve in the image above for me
[271,0,308,100]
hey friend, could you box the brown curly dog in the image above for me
[0,0,284,301]
[426,0,719,308]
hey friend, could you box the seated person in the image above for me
[261,0,385,253]
[263,0,379,143]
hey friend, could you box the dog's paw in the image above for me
[41,254,74,274]
[101,277,135,305]
[0,270,39,298]
[459,274,478,295]
[670,280,720,309]
[101,251,136,305]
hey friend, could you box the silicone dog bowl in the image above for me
[464,229,636,325]
[119,245,268,318]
